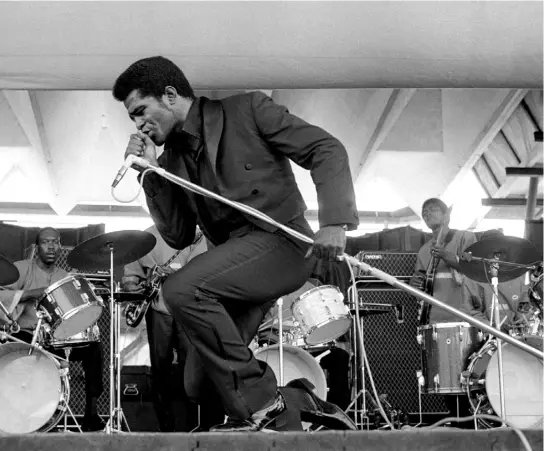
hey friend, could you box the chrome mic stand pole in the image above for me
[128,159,543,360]
[489,260,507,422]
[105,243,130,434]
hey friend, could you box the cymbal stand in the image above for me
[488,257,507,423]
[277,297,284,385]
[104,242,130,434]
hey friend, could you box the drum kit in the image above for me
[252,235,543,431]
[417,236,543,430]
[0,230,156,435]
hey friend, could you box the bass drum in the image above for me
[464,339,543,429]
[253,344,327,401]
[0,342,69,433]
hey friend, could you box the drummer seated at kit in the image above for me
[462,229,542,350]
[0,227,105,432]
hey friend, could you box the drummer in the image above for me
[0,227,105,432]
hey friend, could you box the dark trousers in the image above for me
[145,307,198,432]
[162,226,313,422]
[14,330,103,409]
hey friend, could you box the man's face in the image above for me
[124,89,176,146]
[37,230,61,265]
[422,203,445,230]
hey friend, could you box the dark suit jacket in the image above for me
[143,91,359,249]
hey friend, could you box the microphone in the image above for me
[111,154,150,188]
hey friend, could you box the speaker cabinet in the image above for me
[357,286,448,414]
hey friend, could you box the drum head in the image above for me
[53,304,103,339]
[254,344,327,399]
[305,317,352,346]
[0,343,62,433]
[486,343,543,429]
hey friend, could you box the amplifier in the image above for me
[356,286,448,415]
[355,251,417,279]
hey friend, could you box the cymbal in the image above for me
[0,254,19,285]
[459,235,542,283]
[67,230,157,271]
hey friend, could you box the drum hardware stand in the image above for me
[103,242,130,435]
[415,370,424,427]
[277,297,284,385]
[488,258,507,423]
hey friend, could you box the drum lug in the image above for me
[81,293,89,302]
[458,326,464,340]
[432,325,437,342]
[416,333,423,345]
[72,278,81,289]
[477,331,484,341]
[416,370,425,387]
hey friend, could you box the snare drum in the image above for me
[0,341,69,433]
[46,323,101,349]
[39,275,104,339]
[464,339,543,429]
[291,285,352,346]
[418,322,484,394]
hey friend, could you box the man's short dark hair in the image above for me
[35,227,61,245]
[112,56,195,102]
[422,198,448,214]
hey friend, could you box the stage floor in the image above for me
[0,429,542,451]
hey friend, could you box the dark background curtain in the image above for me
[0,222,105,263]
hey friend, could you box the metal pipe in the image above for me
[139,162,544,360]
[525,177,540,222]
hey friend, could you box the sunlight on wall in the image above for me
[442,171,488,230]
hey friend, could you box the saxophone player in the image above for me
[122,225,208,432]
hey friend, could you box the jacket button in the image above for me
[251,189,259,195]
[245,163,253,170]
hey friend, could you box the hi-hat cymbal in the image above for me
[67,230,157,271]
[0,254,19,285]
[459,235,542,283]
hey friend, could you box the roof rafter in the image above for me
[353,88,416,183]
[3,90,75,215]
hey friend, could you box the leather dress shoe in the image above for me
[210,391,286,432]
[287,378,357,430]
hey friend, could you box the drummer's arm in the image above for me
[20,287,47,302]
[462,280,487,324]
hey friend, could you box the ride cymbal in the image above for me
[0,254,19,285]
[67,230,157,271]
[458,235,542,283]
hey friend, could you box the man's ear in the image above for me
[164,86,178,104]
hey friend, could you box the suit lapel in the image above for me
[200,97,224,179]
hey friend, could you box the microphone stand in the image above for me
[126,161,544,361]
